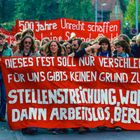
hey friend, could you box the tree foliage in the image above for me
[124,0,140,28]
[0,0,15,23]
[58,0,94,21]
[37,0,61,20]
[119,0,129,15]
[0,0,94,29]
[0,0,139,32]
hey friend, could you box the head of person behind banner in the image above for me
[46,40,64,57]
[71,38,82,53]
[97,37,112,57]
[13,35,40,57]
[113,40,133,58]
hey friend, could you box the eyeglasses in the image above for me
[24,41,32,45]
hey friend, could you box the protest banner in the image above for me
[16,18,120,41]
[1,56,140,130]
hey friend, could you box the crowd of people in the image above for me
[0,28,140,135]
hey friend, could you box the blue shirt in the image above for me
[98,50,110,57]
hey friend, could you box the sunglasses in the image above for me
[24,41,32,45]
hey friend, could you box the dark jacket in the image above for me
[131,44,140,58]
[74,48,86,58]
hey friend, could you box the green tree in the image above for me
[15,0,40,20]
[1,0,94,30]
[124,0,140,28]
[0,0,15,22]
[0,0,16,29]
[37,0,61,20]
[119,0,129,15]
[59,0,94,21]
[15,0,94,21]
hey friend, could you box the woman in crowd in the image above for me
[113,40,133,58]
[118,34,130,45]
[46,40,62,57]
[97,37,112,57]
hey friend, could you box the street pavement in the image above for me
[0,122,140,140]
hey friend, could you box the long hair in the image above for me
[47,40,62,56]
[115,40,131,54]
[119,34,130,45]
[97,37,111,57]
[19,35,35,53]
